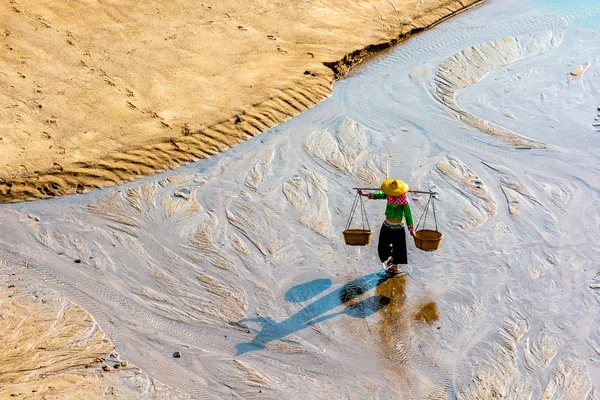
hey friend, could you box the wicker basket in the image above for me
[413,229,443,251]
[343,229,372,246]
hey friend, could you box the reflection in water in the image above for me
[234,273,391,354]
[375,274,444,398]
[375,274,409,363]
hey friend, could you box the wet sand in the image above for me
[0,1,485,396]
[0,0,481,203]
[2,0,600,397]
[0,260,190,399]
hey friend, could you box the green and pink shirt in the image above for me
[367,192,414,232]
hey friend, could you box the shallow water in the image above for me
[533,0,600,29]
[2,0,600,397]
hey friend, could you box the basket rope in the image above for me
[415,193,439,233]
[345,191,370,231]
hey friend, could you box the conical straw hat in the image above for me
[381,179,409,196]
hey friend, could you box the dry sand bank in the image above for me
[0,263,190,399]
[0,0,482,203]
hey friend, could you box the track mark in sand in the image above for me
[568,61,590,84]
[502,313,529,342]
[226,190,293,263]
[479,163,541,216]
[436,155,497,229]
[87,184,157,228]
[481,162,562,240]
[374,275,452,398]
[35,226,118,273]
[136,270,248,326]
[304,118,387,186]
[88,177,203,226]
[0,273,182,398]
[523,330,559,371]
[305,118,367,174]
[533,181,570,208]
[211,359,273,397]
[499,182,540,216]
[163,186,203,219]
[540,357,591,399]
[430,31,564,148]
[457,336,526,399]
[245,148,275,189]
[0,76,332,203]
[283,167,333,238]
[189,214,237,271]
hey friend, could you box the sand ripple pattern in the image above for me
[432,31,563,148]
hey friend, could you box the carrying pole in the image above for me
[352,188,437,196]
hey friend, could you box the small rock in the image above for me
[120,360,128,367]
[27,214,40,221]
[304,70,311,75]
[102,364,110,371]
[74,259,81,264]
[113,363,120,369]
[234,116,243,124]
[173,191,190,200]
[173,351,181,358]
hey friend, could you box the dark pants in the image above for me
[378,223,407,265]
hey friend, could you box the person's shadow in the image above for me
[233,272,392,355]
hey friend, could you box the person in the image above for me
[359,179,414,274]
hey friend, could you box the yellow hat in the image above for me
[381,179,409,196]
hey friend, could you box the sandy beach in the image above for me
[0,264,190,399]
[0,0,480,203]
[2,0,600,398]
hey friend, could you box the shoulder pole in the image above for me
[352,188,438,196]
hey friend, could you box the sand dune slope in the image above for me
[0,0,482,203]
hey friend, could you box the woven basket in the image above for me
[413,229,443,251]
[342,229,372,246]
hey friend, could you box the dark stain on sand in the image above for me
[413,301,439,324]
